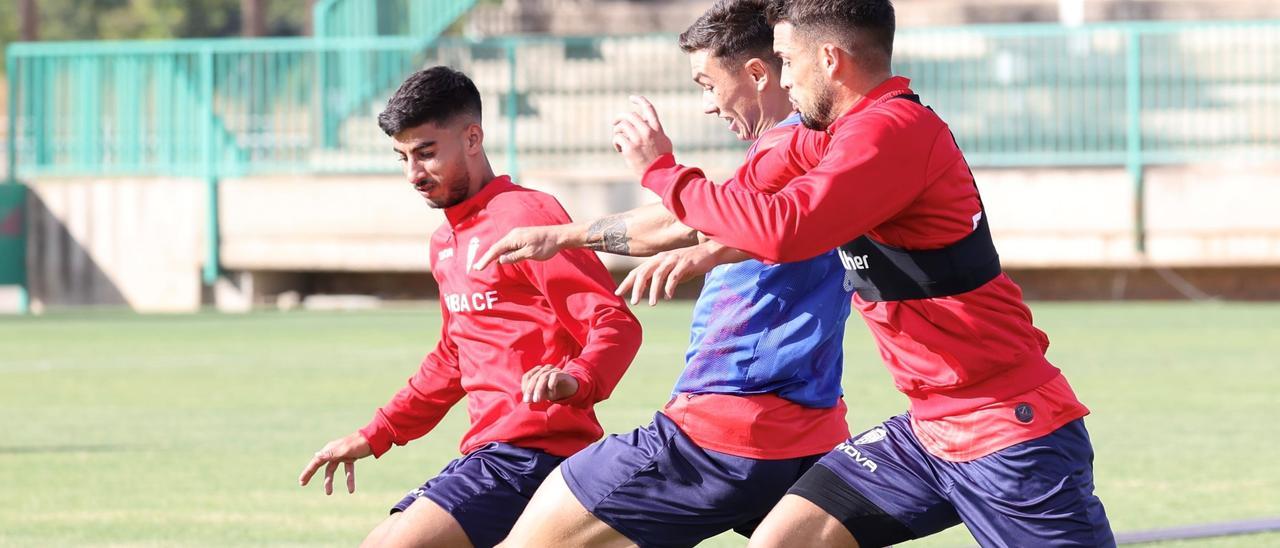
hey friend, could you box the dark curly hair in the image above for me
[678,0,780,69]
[768,0,896,62]
[377,66,482,136]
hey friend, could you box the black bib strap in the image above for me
[835,91,999,302]
[838,213,1001,302]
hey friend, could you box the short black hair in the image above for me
[377,66,482,136]
[769,0,896,62]
[678,0,780,69]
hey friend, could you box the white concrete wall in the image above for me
[1145,165,1280,266]
[0,286,23,313]
[977,168,1140,268]
[216,165,1280,273]
[939,165,1280,268]
[21,164,1280,311]
[217,173,655,273]
[219,176,441,272]
[25,178,205,312]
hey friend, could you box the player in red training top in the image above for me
[477,3,855,547]
[298,67,642,548]
[612,1,1114,547]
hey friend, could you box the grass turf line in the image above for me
[1,302,1277,547]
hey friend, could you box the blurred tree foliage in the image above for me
[1,0,312,74]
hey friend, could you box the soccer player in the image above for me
[297,67,642,548]
[475,2,856,546]
[611,1,1115,546]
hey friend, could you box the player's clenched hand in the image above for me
[522,365,580,403]
[473,225,570,271]
[617,242,723,306]
[613,95,674,177]
[298,432,372,495]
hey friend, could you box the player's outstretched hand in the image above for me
[522,365,580,404]
[617,242,724,306]
[473,225,570,271]
[298,432,372,495]
[613,95,674,177]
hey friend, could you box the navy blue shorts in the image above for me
[789,414,1114,547]
[391,442,564,548]
[561,412,823,548]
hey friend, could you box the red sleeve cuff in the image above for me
[640,153,680,194]
[555,364,599,409]
[358,418,394,458]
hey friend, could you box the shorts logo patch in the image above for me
[835,441,879,473]
[854,427,888,445]
[1015,403,1034,423]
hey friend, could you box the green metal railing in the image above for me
[897,21,1280,167]
[313,0,478,146]
[314,0,477,38]
[4,20,1280,280]
[9,21,1278,180]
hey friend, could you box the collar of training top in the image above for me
[826,76,915,135]
[444,175,514,227]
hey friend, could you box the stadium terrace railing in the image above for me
[8,20,1279,180]
[4,20,1280,275]
[313,0,478,39]
[313,0,478,146]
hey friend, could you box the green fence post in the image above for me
[6,47,17,184]
[6,49,29,314]
[78,57,103,169]
[0,184,28,315]
[201,47,221,286]
[1125,28,1147,255]
[505,39,519,179]
[17,286,28,314]
[314,0,335,148]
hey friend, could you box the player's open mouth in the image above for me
[414,181,436,193]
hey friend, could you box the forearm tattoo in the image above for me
[586,215,632,255]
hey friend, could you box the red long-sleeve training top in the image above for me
[642,77,1088,461]
[360,176,642,458]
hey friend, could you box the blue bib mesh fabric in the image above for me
[674,249,854,408]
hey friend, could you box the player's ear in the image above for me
[820,43,840,77]
[464,123,484,155]
[746,58,770,92]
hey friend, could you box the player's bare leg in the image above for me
[497,467,635,548]
[748,494,859,548]
[362,498,472,548]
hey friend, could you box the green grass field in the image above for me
[2,302,1279,547]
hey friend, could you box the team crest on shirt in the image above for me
[854,426,888,445]
[465,237,482,272]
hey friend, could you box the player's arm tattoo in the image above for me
[586,214,633,255]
